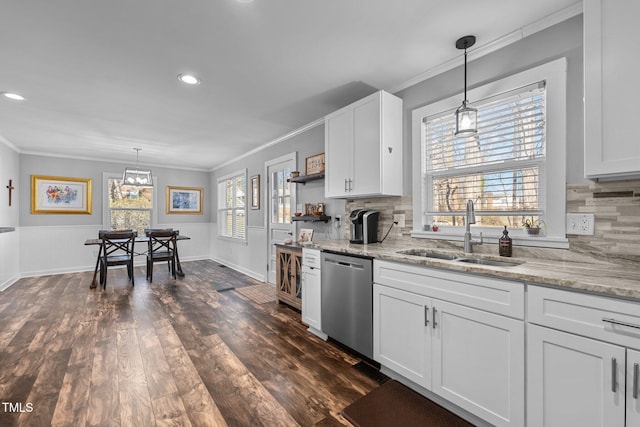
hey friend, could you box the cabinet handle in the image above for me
[344,179,348,192]
[612,358,617,393]
[349,179,353,191]
[634,363,639,399]
[424,306,429,327]
[602,317,640,330]
[432,307,437,329]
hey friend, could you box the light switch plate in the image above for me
[566,213,595,235]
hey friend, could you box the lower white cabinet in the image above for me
[527,324,630,427]
[373,260,525,426]
[373,284,432,387]
[301,248,326,340]
[432,299,524,427]
[527,285,640,427]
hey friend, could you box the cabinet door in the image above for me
[527,324,625,427]
[373,284,431,388]
[301,266,322,331]
[584,0,640,179]
[352,96,381,196]
[325,109,353,197]
[628,349,640,426]
[432,300,524,427]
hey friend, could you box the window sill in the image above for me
[410,230,569,249]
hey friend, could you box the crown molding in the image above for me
[389,1,583,94]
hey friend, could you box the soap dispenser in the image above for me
[499,226,512,257]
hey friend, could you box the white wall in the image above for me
[18,222,211,278]
[0,139,20,290]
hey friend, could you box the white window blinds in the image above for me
[423,82,546,229]
[218,171,246,240]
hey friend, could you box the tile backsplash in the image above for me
[343,179,640,262]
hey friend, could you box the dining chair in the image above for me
[146,230,178,282]
[98,230,136,290]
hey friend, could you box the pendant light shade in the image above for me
[123,148,153,187]
[454,35,477,137]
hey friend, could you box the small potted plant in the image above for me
[522,217,546,235]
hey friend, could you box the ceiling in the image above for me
[1,0,580,171]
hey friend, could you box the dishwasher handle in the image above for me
[324,258,365,270]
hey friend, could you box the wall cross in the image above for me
[6,179,14,206]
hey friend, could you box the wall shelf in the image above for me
[292,215,331,223]
[287,173,325,185]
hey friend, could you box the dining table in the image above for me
[84,234,190,288]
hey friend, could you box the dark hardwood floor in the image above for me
[0,260,379,426]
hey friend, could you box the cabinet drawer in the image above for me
[528,285,640,349]
[374,260,524,319]
[302,248,321,269]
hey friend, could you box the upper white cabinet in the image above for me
[325,90,403,198]
[584,0,640,180]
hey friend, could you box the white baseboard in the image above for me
[0,274,20,292]
[209,256,265,283]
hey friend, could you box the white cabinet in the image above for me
[325,90,403,198]
[432,299,524,427]
[373,260,525,426]
[584,0,640,180]
[301,248,326,340]
[627,349,640,426]
[373,284,432,387]
[527,324,626,427]
[527,285,640,427]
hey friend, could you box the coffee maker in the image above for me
[349,209,380,244]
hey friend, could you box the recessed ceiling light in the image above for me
[237,0,255,3]
[178,74,200,85]
[2,92,26,101]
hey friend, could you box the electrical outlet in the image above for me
[393,213,406,228]
[566,213,595,235]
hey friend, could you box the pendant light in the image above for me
[122,148,153,187]
[454,35,477,137]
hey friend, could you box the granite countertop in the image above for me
[312,239,640,301]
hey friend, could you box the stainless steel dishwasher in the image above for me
[321,251,373,359]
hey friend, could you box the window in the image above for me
[412,58,567,247]
[106,177,153,235]
[218,169,247,241]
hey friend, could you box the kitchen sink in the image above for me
[397,249,523,267]
[456,258,522,267]
[397,249,458,260]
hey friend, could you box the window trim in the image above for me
[411,58,568,248]
[102,172,157,232]
[217,168,248,244]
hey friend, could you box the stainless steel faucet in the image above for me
[464,199,483,253]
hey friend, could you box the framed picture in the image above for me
[31,175,92,214]
[166,186,203,214]
[298,228,314,244]
[305,153,325,175]
[250,175,260,210]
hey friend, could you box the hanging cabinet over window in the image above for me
[584,0,640,180]
[275,243,302,310]
[324,90,403,198]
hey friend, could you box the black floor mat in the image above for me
[353,361,389,384]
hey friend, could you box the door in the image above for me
[628,349,640,426]
[527,324,625,427]
[266,153,296,284]
[373,284,432,388]
[432,299,524,427]
[352,95,381,196]
[301,264,321,331]
[325,109,353,197]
